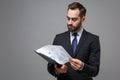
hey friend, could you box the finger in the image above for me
[70,58,80,64]
[61,65,67,71]
[71,62,82,70]
[70,63,78,70]
[70,59,83,66]
[61,65,65,69]
[54,64,57,68]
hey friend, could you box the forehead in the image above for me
[67,9,80,18]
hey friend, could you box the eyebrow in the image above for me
[67,16,78,20]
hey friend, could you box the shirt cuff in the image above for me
[79,62,84,71]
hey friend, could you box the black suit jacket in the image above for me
[47,29,100,80]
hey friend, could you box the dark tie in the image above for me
[72,33,77,55]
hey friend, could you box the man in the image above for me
[47,2,100,80]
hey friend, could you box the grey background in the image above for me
[0,0,120,80]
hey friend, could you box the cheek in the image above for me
[73,22,79,26]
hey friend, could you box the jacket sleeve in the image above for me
[81,36,100,77]
[47,63,58,77]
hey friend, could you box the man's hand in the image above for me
[69,58,84,70]
[54,64,67,74]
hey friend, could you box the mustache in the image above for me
[67,24,73,26]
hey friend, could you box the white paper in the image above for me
[35,45,71,64]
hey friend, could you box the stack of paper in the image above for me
[35,45,71,64]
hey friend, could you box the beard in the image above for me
[67,21,82,32]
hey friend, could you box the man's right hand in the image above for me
[54,64,67,74]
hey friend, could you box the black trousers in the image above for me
[57,73,93,80]
[57,73,72,80]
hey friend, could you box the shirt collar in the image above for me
[70,27,83,37]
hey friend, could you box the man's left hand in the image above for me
[69,58,84,70]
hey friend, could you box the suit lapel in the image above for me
[63,31,73,56]
[74,29,88,57]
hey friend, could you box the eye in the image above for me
[67,17,70,20]
[72,18,77,22]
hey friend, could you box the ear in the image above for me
[82,16,86,22]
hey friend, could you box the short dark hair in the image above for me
[68,2,86,18]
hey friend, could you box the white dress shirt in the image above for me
[70,28,83,45]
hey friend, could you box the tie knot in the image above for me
[73,33,77,37]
